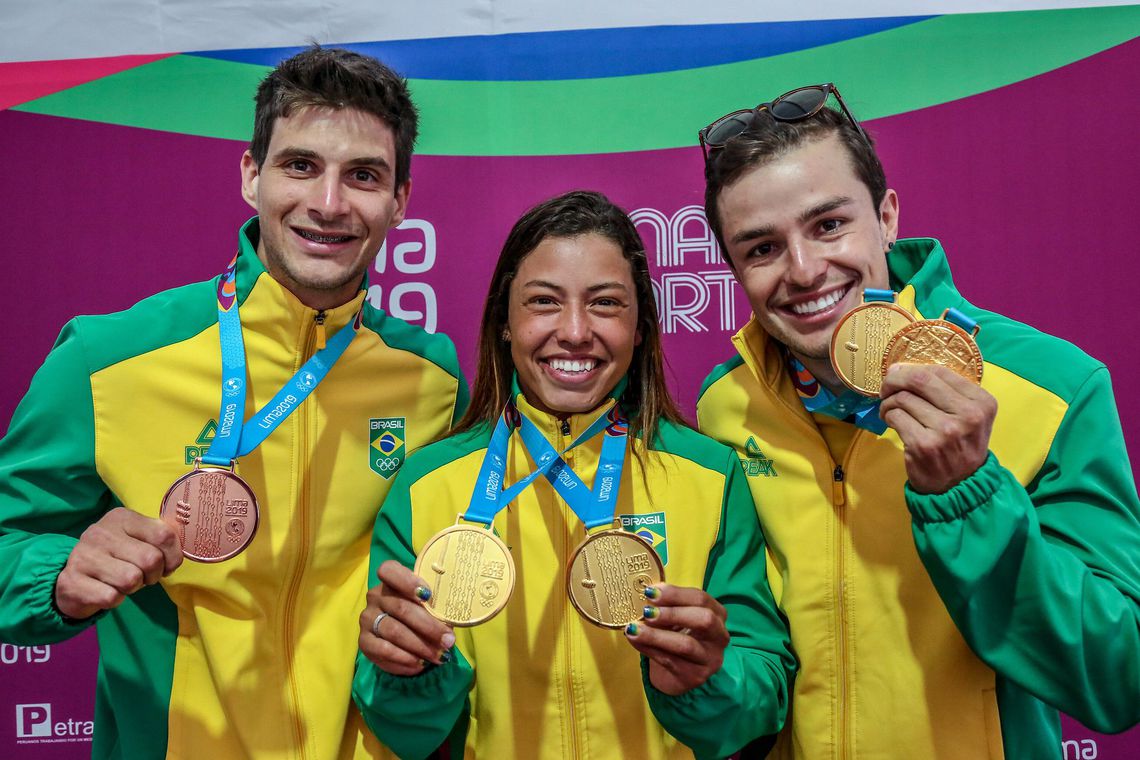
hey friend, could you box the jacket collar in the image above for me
[509,374,628,442]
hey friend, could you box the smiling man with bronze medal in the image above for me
[353,191,793,760]
[0,48,468,760]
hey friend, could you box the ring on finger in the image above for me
[371,612,390,638]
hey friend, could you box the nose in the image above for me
[555,304,591,346]
[309,174,350,220]
[786,239,827,288]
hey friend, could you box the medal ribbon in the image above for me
[463,403,622,528]
[517,408,628,530]
[862,288,896,303]
[942,307,978,334]
[201,256,360,467]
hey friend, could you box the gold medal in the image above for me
[414,522,515,627]
[566,528,665,629]
[882,309,984,384]
[830,297,916,397]
[159,461,259,562]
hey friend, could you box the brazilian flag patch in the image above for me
[369,417,406,479]
[619,511,668,565]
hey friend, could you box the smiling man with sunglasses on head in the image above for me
[695,84,1140,758]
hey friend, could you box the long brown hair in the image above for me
[452,190,686,447]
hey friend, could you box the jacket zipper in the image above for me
[282,310,322,759]
[833,462,848,760]
[558,417,581,758]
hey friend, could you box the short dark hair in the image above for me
[454,190,687,447]
[703,107,887,257]
[249,46,418,188]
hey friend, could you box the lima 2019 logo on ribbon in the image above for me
[370,418,406,479]
[619,512,668,565]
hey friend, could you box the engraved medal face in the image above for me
[566,529,665,629]
[830,301,916,397]
[414,523,516,627]
[159,467,259,562]
[882,318,984,384]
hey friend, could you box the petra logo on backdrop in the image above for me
[367,219,438,332]
[632,206,743,334]
[14,703,93,744]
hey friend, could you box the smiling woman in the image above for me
[351,190,796,759]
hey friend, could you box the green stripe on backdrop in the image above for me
[13,5,1140,155]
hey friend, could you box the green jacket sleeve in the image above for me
[643,451,796,758]
[907,367,1140,733]
[0,320,113,644]
[352,468,474,760]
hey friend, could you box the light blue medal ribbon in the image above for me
[942,307,979,335]
[517,407,629,530]
[200,257,360,467]
[463,403,623,528]
[862,287,896,303]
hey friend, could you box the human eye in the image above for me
[592,294,626,312]
[818,218,843,234]
[527,294,559,308]
[747,240,777,259]
[284,158,314,174]
[350,167,380,184]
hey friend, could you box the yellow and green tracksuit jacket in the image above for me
[697,238,1140,759]
[351,393,796,760]
[0,219,468,760]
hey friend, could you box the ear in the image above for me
[390,178,412,229]
[878,188,900,248]
[240,151,259,212]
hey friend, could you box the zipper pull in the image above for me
[314,311,327,351]
[560,419,571,436]
[832,464,846,505]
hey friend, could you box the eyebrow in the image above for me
[520,279,631,293]
[728,195,856,246]
[799,196,854,224]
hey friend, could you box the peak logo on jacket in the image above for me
[741,437,778,478]
[370,418,406,479]
[183,419,217,464]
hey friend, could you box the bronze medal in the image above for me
[830,300,916,397]
[566,528,665,629]
[160,463,259,562]
[414,522,515,626]
[882,309,984,384]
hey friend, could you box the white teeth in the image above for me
[549,358,596,373]
[791,288,847,315]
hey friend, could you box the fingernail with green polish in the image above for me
[643,605,659,620]
[415,586,432,602]
[625,622,639,636]
[643,586,660,600]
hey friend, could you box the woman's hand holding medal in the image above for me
[625,584,731,695]
[358,559,456,676]
[55,507,183,620]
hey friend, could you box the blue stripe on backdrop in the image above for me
[189,16,932,80]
